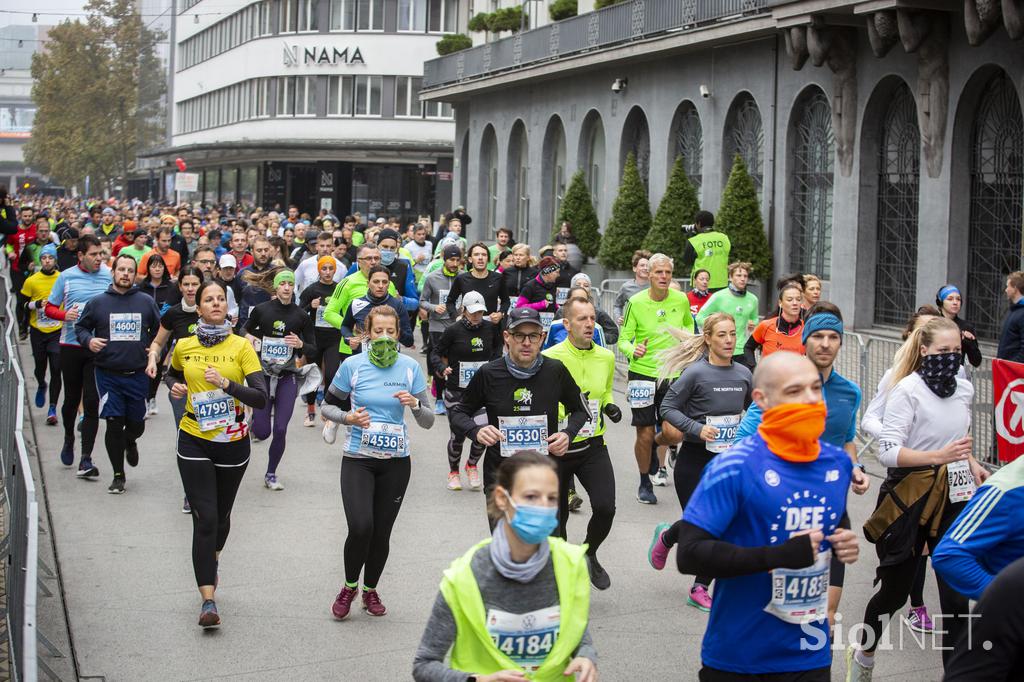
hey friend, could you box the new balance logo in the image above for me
[825,470,840,483]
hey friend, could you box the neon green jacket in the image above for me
[617,288,694,379]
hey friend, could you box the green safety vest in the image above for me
[439,537,591,681]
[688,231,731,289]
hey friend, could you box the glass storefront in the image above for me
[239,165,259,206]
[221,167,238,203]
[351,163,436,224]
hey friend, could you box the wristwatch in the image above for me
[853,462,866,473]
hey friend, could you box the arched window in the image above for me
[621,106,650,189]
[967,71,1024,339]
[507,122,529,244]
[724,94,764,197]
[579,111,605,216]
[458,131,469,208]
[479,126,498,233]
[672,102,703,192]
[789,89,835,278]
[873,83,920,326]
[543,117,567,236]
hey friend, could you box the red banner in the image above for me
[993,359,1024,462]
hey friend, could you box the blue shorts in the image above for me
[95,368,148,422]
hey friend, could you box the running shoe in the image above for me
[46,405,57,425]
[905,605,934,633]
[147,398,158,416]
[434,401,447,416]
[651,467,669,487]
[668,445,678,469]
[331,586,358,620]
[845,647,874,682]
[636,484,657,505]
[34,385,46,408]
[107,476,125,494]
[303,412,316,427]
[465,464,481,490]
[567,488,584,512]
[182,497,191,514]
[18,328,27,342]
[59,442,74,466]
[323,421,338,444]
[585,554,611,591]
[76,458,99,479]
[648,522,672,570]
[264,473,284,491]
[198,599,221,628]
[126,442,139,468]
[76,414,83,433]
[362,589,387,616]
[446,472,462,491]
[315,388,324,406]
[687,585,712,612]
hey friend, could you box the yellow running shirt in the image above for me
[171,334,262,442]
[20,271,62,333]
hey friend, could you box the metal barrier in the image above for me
[0,268,39,681]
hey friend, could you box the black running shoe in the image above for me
[126,442,139,468]
[107,477,125,494]
[586,554,611,590]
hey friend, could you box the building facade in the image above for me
[0,25,53,192]
[421,0,1024,338]
[149,0,464,223]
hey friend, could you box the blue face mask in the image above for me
[380,249,397,266]
[506,498,558,544]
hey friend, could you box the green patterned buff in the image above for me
[368,335,399,368]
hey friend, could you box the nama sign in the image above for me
[282,43,366,67]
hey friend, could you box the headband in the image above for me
[317,256,335,271]
[274,270,296,287]
[937,285,961,304]
[802,312,843,345]
[540,263,561,276]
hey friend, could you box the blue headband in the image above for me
[937,285,960,303]
[802,312,843,345]
[40,244,58,260]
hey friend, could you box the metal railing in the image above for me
[423,0,771,89]
[0,267,39,681]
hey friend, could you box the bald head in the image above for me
[752,351,823,411]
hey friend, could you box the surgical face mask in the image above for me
[368,334,399,368]
[505,497,558,545]
[379,249,397,266]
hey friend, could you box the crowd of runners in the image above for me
[2,190,1022,681]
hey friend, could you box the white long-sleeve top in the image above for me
[876,372,974,468]
[861,369,895,440]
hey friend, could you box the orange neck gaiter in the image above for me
[757,402,827,463]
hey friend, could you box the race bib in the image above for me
[539,312,554,331]
[498,415,548,457]
[192,390,236,432]
[486,605,560,673]
[555,287,569,306]
[109,313,142,341]
[560,398,601,439]
[359,422,406,459]
[260,337,292,365]
[947,460,976,504]
[628,380,656,409]
[706,414,742,453]
[315,306,331,328]
[458,360,484,388]
[35,305,60,329]
[438,288,450,306]
[766,550,830,624]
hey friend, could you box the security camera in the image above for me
[611,78,627,94]
[699,84,711,99]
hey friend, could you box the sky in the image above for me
[0,0,90,29]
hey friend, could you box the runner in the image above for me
[544,287,609,350]
[647,313,752,612]
[430,291,498,491]
[419,244,463,416]
[802,274,821,314]
[446,243,510,344]
[487,227,513,270]
[515,256,561,331]
[743,282,804,367]
[684,210,729,291]
[695,262,760,370]
[936,284,982,368]
[322,305,435,620]
[374,228,420,313]
[674,351,858,680]
[339,266,414,350]
[298,255,342,427]
[552,243,580,306]
[687,269,712,318]
[322,244,399,358]
[165,279,268,628]
[9,205,37,339]
[847,316,988,679]
[294,231,342,294]
[412,452,597,682]
[542,297,620,590]
[613,250,651,325]
[501,243,537,303]
[244,268,316,491]
[449,307,589,527]
[21,244,62,424]
[44,234,113,473]
[74,254,160,493]
[618,253,694,504]
[136,227,182,279]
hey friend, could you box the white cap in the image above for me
[219,254,237,269]
[462,291,487,314]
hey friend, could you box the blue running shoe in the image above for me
[59,442,74,466]
[76,458,99,479]
[199,600,220,628]
[46,405,58,425]
[316,388,324,406]
[34,385,46,408]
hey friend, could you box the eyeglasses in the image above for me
[358,256,381,262]
[510,332,543,343]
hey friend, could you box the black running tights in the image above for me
[29,328,61,405]
[340,456,410,588]
[104,416,145,477]
[59,345,98,456]
[555,442,616,556]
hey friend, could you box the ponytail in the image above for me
[889,316,959,385]
[657,312,735,379]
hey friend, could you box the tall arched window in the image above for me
[789,89,835,278]
[724,94,764,197]
[621,106,651,189]
[479,126,498,233]
[672,102,703,192]
[579,111,605,217]
[543,117,567,235]
[458,131,469,208]
[873,83,921,326]
[967,71,1024,339]
[507,121,529,244]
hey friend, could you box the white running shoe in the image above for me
[845,647,874,682]
[323,421,339,444]
[264,473,284,491]
[147,398,159,416]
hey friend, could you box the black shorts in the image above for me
[627,370,669,427]
[698,665,830,682]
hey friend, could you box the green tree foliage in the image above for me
[643,156,700,265]
[436,33,473,55]
[487,6,525,32]
[717,154,772,281]
[549,0,578,21]
[595,0,626,9]
[552,171,600,259]
[598,153,652,270]
[468,12,490,31]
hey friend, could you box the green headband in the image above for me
[274,270,295,287]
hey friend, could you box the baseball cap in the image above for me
[442,244,462,260]
[375,217,386,225]
[507,307,542,330]
[219,254,237,269]
[462,291,487,314]
[102,207,115,216]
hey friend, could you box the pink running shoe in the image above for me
[648,522,672,570]
[331,586,358,620]
[362,589,387,616]
[906,605,934,633]
[688,585,712,612]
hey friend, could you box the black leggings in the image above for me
[340,456,411,588]
[176,430,250,587]
[29,328,61,405]
[105,416,145,477]
[910,554,928,607]
[303,335,342,406]
[673,440,715,587]
[555,440,616,556]
[448,432,483,473]
[59,345,99,456]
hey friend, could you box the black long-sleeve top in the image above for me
[243,297,315,375]
[445,270,509,320]
[501,265,538,300]
[429,318,499,382]
[298,280,342,349]
[951,315,982,368]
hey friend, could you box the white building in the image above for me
[148,0,461,221]
[0,24,52,192]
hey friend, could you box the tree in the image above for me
[598,153,652,270]
[552,171,600,259]
[549,0,578,21]
[595,0,626,8]
[717,154,772,281]
[436,33,472,55]
[643,156,699,265]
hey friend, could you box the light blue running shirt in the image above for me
[47,264,113,346]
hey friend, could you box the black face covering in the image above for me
[917,352,960,398]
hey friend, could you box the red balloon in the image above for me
[175,157,187,172]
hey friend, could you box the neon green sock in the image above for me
[362,584,375,592]
[345,581,357,589]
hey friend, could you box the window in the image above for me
[330,0,355,29]
[354,75,381,115]
[399,0,427,31]
[328,75,354,115]
[357,0,384,30]
[789,89,834,278]
[296,76,318,116]
[396,76,423,118]
[425,100,453,119]
[280,0,297,32]
[725,94,764,198]
[259,1,273,35]
[254,78,271,117]
[277,76,295,116]
[298,0,319,31]
[328,75,381,116]
[428,0,458,32]
[673,103,702,192]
